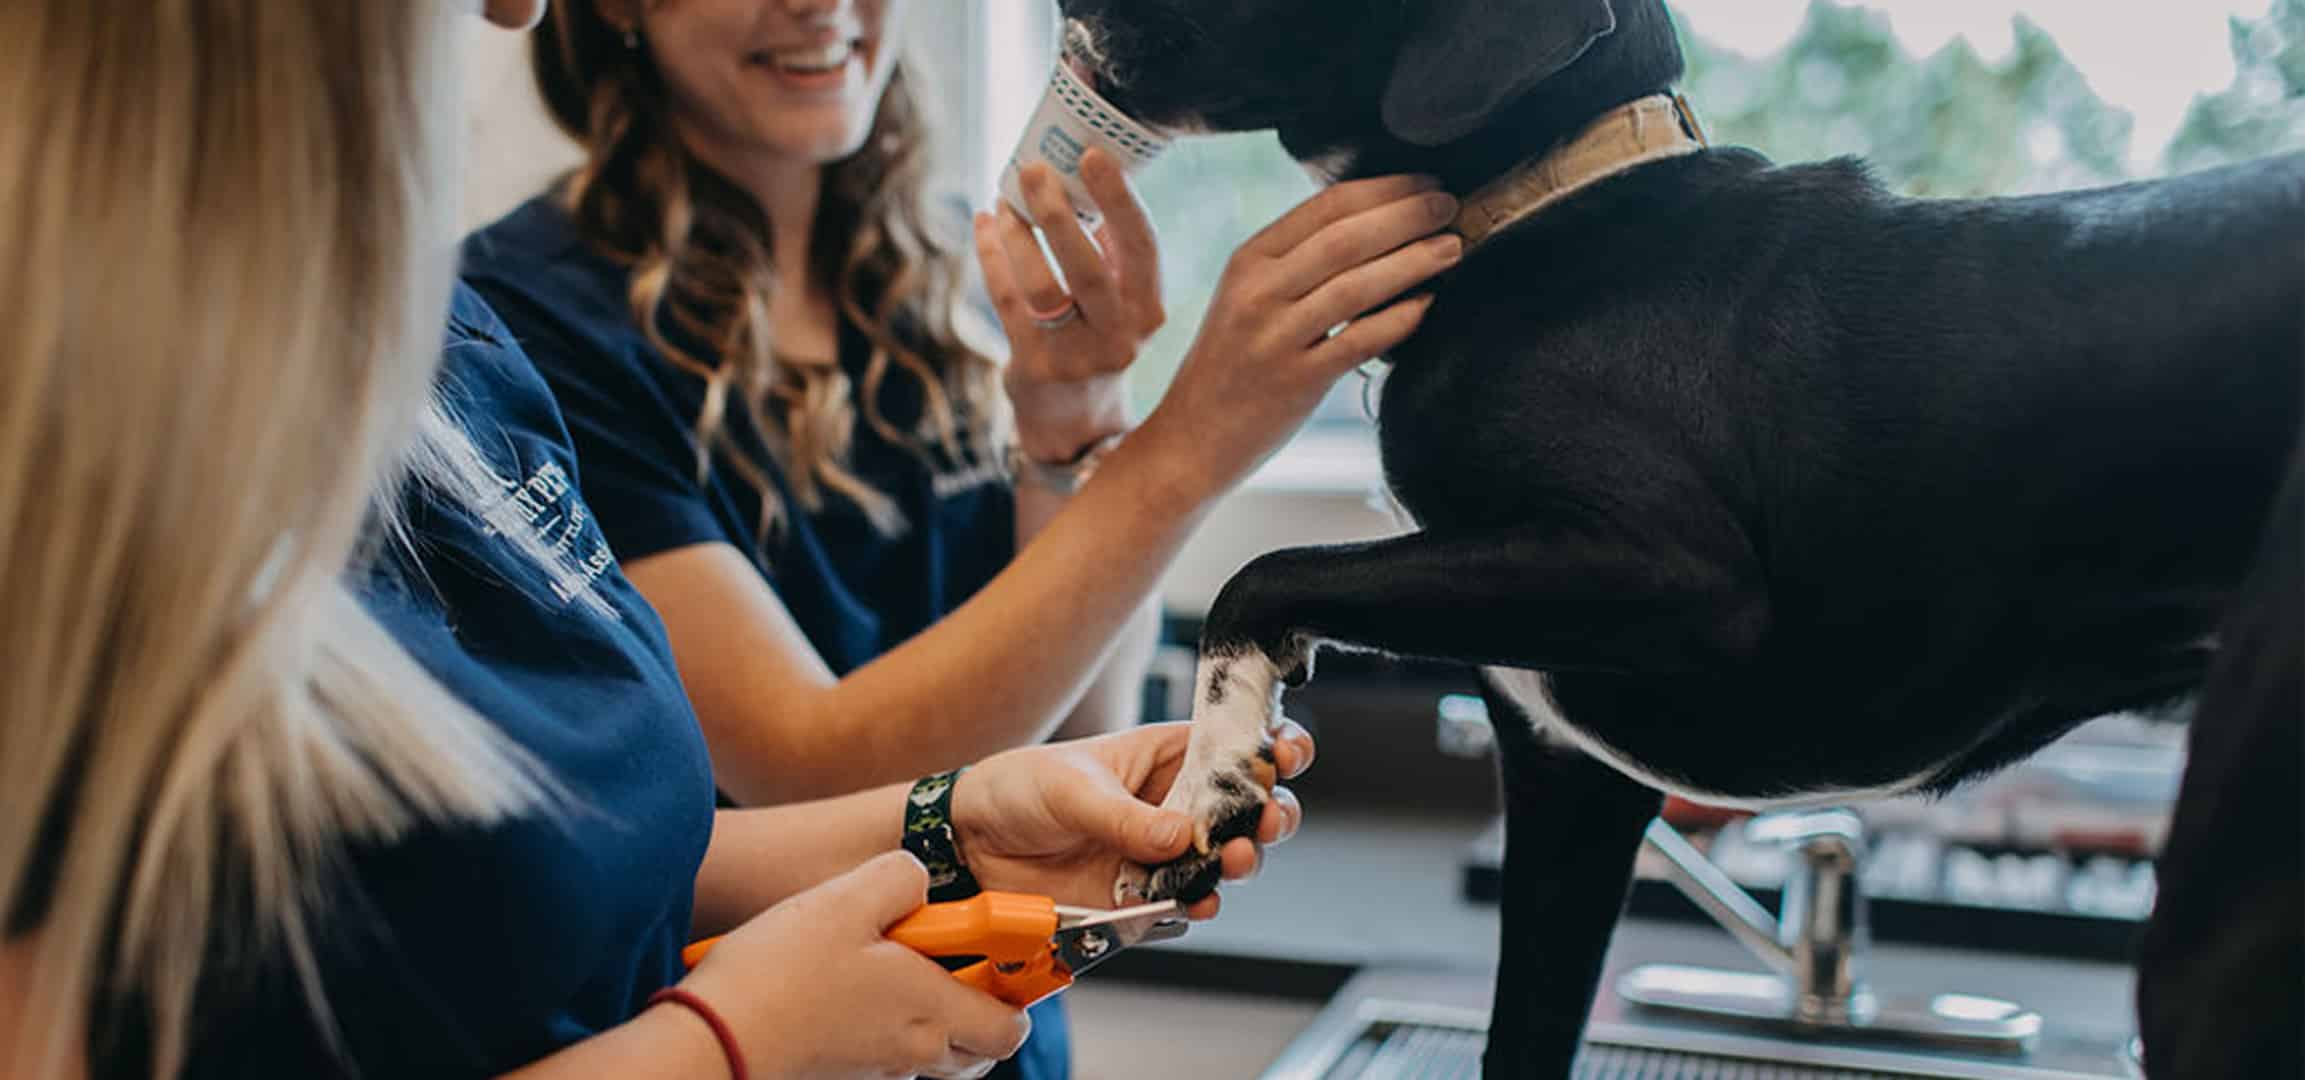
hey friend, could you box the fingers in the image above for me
[1080,150,1164,326]
[973,212,1032,338]
[1019,163,1123,330]
[1138,809,1198,864]
[1217,836,1261,881]
[1272,718,1316,780]
[1125,720,1194,759]
[1249,173,1443,259]
[1205,784,1302,878]
[1189,783,1302,893]
[1104,721,1193,801]
[877,930,1026,1074]
[925,1056,999,1080]
[1259,785,1304,846]
[1305,291,1439,377]
[972,213,1028,322]
[1047,752,1196,865]
[1271,188,1459,301]
[843,850,932,930]
[924,1053,1000,1080]
[931,979,1034,1063]
[996,201,1073,319]
[1284,233,1461,348]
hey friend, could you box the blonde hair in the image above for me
[533,5,1008,542]
[1,3,553,1076]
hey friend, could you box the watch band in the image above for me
[902,769,981,903]
[1008,432,1124,497]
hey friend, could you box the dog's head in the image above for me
[1056,0,1684,178]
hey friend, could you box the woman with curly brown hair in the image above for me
[460,3,1458,1070]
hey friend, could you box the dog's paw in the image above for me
[1121,849,1222,906]
[1122,741,1278,904]
[1114,643,1295,905]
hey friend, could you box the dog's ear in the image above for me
[1381,0,1617,147]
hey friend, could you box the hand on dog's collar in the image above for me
[1453,93,1710,253]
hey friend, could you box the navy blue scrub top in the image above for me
[3,285,718,1078]
[294,286,716,1076]
[462,195,1069,1080]
[461,195,1017,676]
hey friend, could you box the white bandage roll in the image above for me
[999,55,1173,232]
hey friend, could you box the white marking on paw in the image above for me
[1165,649,1281,830]
[1113,647,1287,903]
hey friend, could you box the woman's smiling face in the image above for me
[640,0,908,166]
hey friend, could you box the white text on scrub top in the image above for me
[485,458,618,604]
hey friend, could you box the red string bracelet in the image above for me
[648,986,750,1080]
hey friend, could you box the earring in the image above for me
[621,25,640,49]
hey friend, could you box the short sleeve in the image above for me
[465,280,736,564]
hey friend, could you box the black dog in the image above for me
[1063,0,2305,1074]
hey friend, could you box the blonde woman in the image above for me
[0,2,1304,1077]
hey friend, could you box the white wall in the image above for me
[1163,491,1407,615]
[459,22,582,232]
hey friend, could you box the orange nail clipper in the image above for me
[682,892,1188,1008]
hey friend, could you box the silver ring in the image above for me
[1032,305,1081,332]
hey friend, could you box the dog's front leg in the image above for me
[1116,522,1760,903]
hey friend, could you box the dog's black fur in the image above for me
[1059,0,2305,1073]
[2135,445,2303,1078]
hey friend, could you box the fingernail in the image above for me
[1427,193,1459,220]
[1412,174,1443,191]
[1432,234,1465,262]
[1153,816,1188,849]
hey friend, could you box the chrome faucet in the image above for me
[1623,812,2041,1054]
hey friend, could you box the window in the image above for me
[1674,0,2304,195]
[959,0,2304,490]
[958,11,1366,492]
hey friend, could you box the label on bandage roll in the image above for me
[999,53,1172,232]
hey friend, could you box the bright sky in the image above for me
[1672,0,2277,169]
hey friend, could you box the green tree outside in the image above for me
[2166,0,2305,175]
[1681,3,2134,197]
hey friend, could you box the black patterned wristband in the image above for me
[903,769,981,902]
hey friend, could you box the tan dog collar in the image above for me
[1453,93,1709,251]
